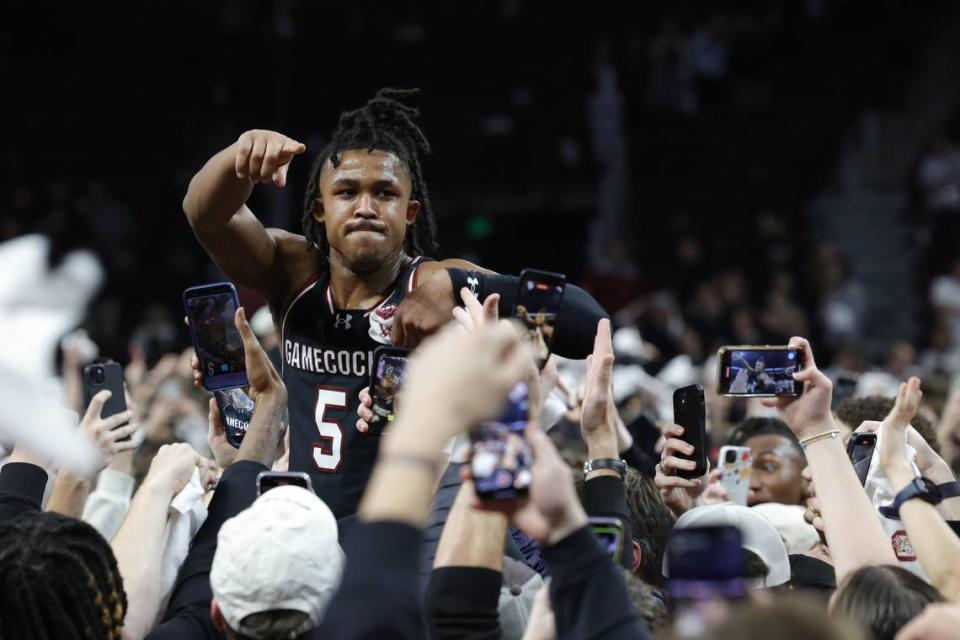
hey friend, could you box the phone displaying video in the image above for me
[256,471,313,496]
[183,282,248,391]
[589,516,625,564]
[214,387,255,449]
[716,346,802,397]
[369,346,411,427]
[513,269,566,369]
[471,382,532,501]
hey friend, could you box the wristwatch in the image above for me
[583,458,627,478]
[881,477,943,518]
[937,481,960,499]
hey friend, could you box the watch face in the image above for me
[921,477,943,502]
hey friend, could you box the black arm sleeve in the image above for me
[148,460,267,639]
[542,526,650,640]
[447,270,608,359]
[620,443,658,479]
[426,567,502,640]
[583,475,634,571]
[318,522,425,640]
[0,462,48,521]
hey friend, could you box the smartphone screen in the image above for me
[471,382,532,501]
[183,282,248,390]
[717,347,802,397]
[673,384,708,479]
[256,471,313,496]
[369,346,411,425]
[513,269,566,369]
[83,362,130,440]
[847,432,877,486]
[214,387,255,449]
[589,516,625,564]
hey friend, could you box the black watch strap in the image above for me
[938,481,960,499]
[583,458,628,478]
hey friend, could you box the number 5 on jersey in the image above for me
[313,387,346,472]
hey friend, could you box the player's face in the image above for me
[315,149,421,272]
[744,434,805,506]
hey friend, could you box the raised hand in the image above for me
[654,423,706,516]
[762,337,835,440]
[878,377,923,476]
[579,319,616,448]
[206,397,237,469]
[234,129,306,187]
[81,390,138,472]
[143,442,205,496]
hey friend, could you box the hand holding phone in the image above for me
[718,446,752,506]
[847,432,877,486]
[83,362,131,441]
[717,346,803,397]
[368,346,411,427]
[513,269,566,369]
[184,282,248,391]
[470,382,533,501]
[673,384,708,479]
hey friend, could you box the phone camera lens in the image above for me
[92,366,105,384]
[725,450,736,464]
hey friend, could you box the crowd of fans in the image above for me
[5,3,960,639]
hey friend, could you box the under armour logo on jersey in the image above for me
[467,276,480,295]
[334,314,352,330]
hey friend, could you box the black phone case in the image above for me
[83,363,130,440]
[673,384,708,479]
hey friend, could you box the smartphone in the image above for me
[83,362,130,440]
[718,446,752,506]
[470,382,532,501]
[716,346,803,397]
[589,516,625,564]
[667,525,747,603]
[513,269,566,369]
[183,282,248,391]
[847,432,877,486]
[368,346,411,427]
[214,387,255,449]
[673,384,708,479]
[256,471,313,496]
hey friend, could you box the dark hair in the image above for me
[623,469,675,587]
[743,548,770,583]
[832,565,944,640]
[727,417,805,460]
[234,609,311,640]
[301,88,438,267]
[835,396,940,455]
[0,512,127,640]
[619,567,668,634]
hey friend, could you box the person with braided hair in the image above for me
[0,512,127,640]
[183,88,607,517]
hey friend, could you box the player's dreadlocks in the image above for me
[0,512,127,640]
[301,88,438,263]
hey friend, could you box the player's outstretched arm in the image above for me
[183,130,309,303]
[393,260,609,358]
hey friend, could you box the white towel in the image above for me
[156,468,208,620]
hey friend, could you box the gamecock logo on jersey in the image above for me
[369,303,397,345]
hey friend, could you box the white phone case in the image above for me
[719,446,753,506]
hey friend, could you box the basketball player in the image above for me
[183,89,607,517]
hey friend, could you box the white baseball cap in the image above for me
[668,504,791,588]
[211,485,344,637]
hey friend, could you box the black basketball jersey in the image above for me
[280,256,429,518]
